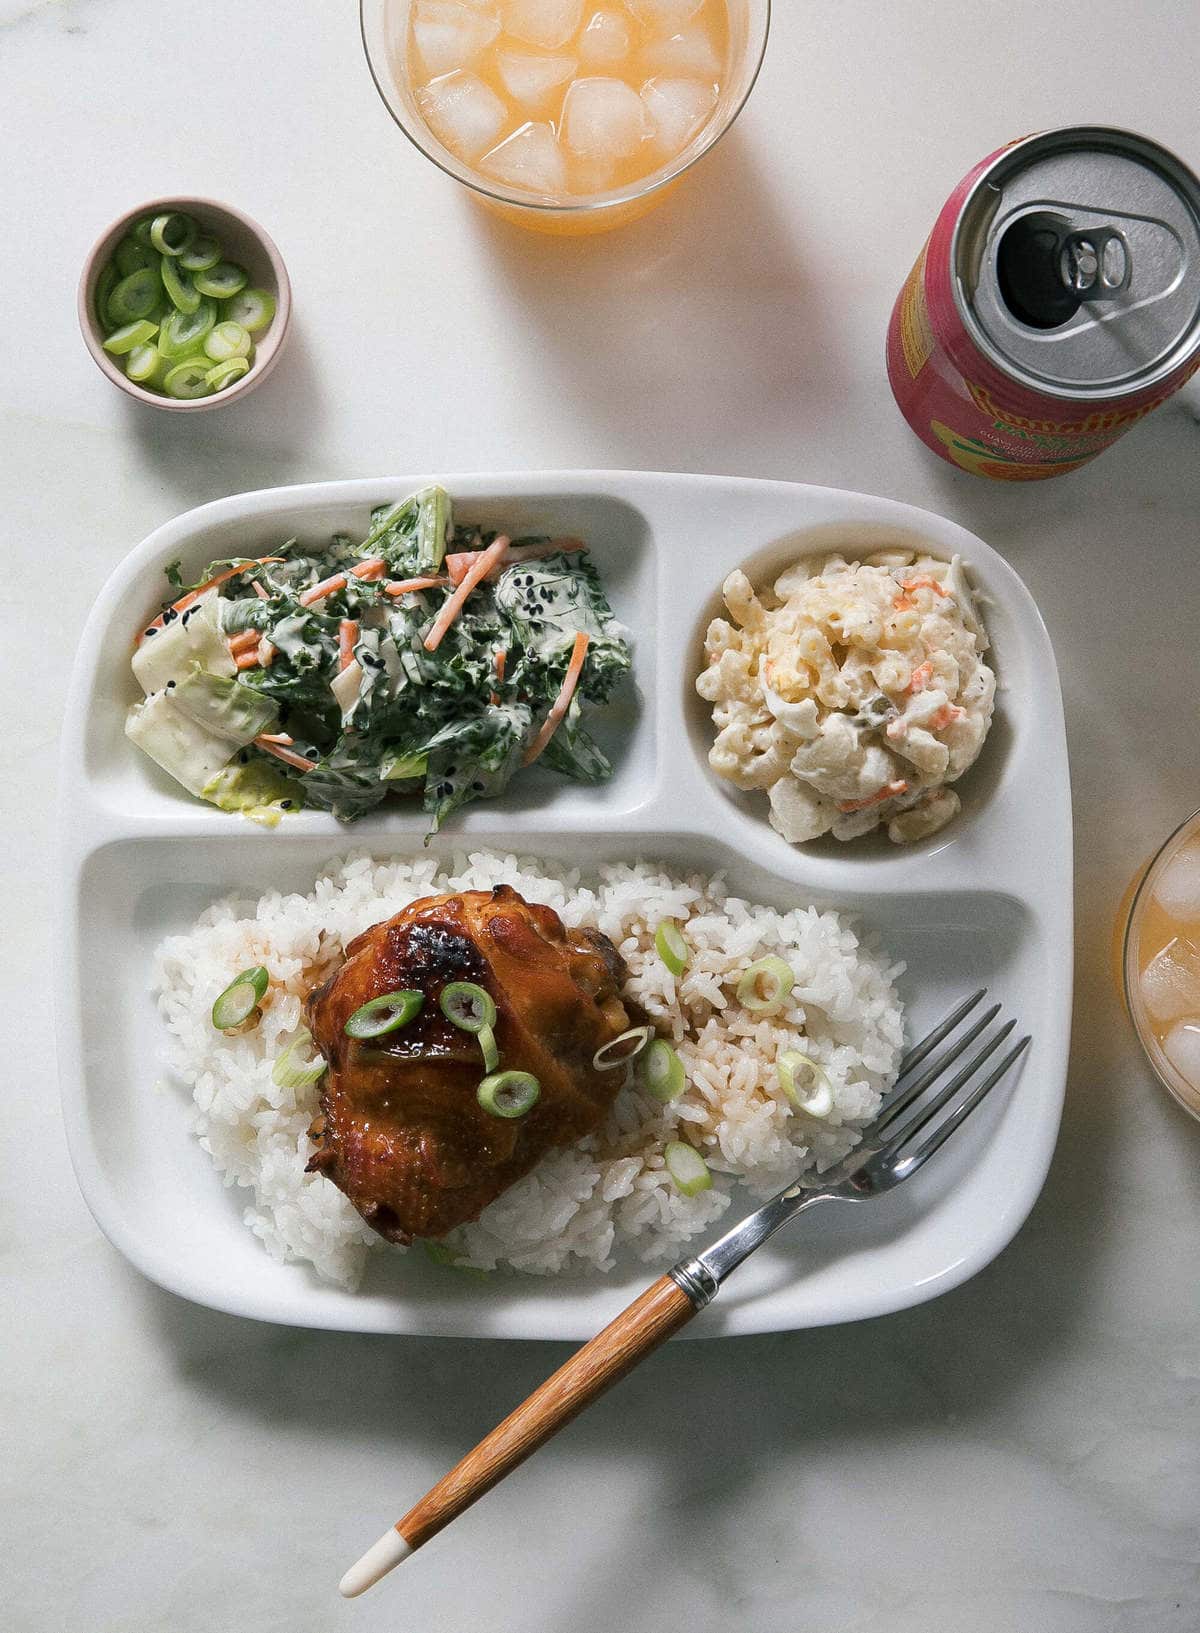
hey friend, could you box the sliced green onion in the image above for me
[94,262,118,326]
[271,1027,326,1090]
[345,988,425,1038]
[477,1070,540,1119]
[150,212,196,256]
[654,917,689,976]
[205,357,251,392]
[162,359,213,399]
[158,301,217,359]
[664,1140,712,1196]
[778,1051,834,1117]
[114,237,157,277]
[160,256,201,314]
[440,981,496,1033]
[736,955,795,1015]
[641,1038,686,1101]
[204,319,252,361]
[125,342,164,384]
[211,965,270,1029]
[195,261,248,299]
[476,1020,500,1073]
[106,267,161,324]
[224,287,275,333]
[592,1024,654,1071]
[103,319,159,355]
[179,233,221,272]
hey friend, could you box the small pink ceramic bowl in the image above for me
[78,196,292,412]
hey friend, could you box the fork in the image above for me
[339,989,1029,1597]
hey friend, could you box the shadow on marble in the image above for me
[462,135,836,477]
[113,320,329,502]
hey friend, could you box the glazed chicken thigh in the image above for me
[305,886,632,1240]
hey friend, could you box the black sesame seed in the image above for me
[144,626,157,638]
[281,800,294,810]
[166,680,176,689]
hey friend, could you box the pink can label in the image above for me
[886,143,1200,480]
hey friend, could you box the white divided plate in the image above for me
[57,472,1072,1340]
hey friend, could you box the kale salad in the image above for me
[125,486,632,830]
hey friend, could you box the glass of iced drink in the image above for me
[360,0,770,233]
[1124,807,1200,1121]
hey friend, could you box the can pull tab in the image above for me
[1059,228,1131,300]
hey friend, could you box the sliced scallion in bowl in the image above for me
[90,209,275,401]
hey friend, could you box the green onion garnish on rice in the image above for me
[211,965,270,1030]
[778,1051,833,1117]
[664,1140,711,1196]
[592,1025,654,1071]
[271,1028,326,1090]
[654,917,689,976]
[736,955,795,1014]
[641,1038,685,1102]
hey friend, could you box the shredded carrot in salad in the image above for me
[234,649,261,672]
[138,556,285,642]
[383,576,449,598]
[424,536,510,652]
[351,559,387,582]
[907,661,934,693]
[254,735,316,772]
[445,536,585,586]
[523,633,590,766]
[903,575,950,597]
[338,620,359,671]
[299,572,348,607]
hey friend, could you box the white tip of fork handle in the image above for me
[339,1528,412,1598]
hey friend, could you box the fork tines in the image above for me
[864,990,1030,1185]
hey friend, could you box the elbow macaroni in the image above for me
[695,550,996,845]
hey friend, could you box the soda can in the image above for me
[886,127,1200,480]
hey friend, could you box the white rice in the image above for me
[153,851,906,1288]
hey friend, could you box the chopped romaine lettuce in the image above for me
[132,593,233,694]
[202,760,296,827]
[172,665,279,745]
[125,692,235,796]
[126,487,631,830]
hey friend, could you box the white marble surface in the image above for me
[5,1,1200,1628]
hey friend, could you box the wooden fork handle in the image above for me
[397,1274,698,1551]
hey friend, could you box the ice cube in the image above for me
[641,75,716,155]
[578,8,632,66]
[496,48,577,108]
[626,0,703,29]
[502,0,583,49]
[418,70,509,161]
[412,0,500,76]
[1163,1019,1200,1088]
[1139,934,1200,1025]
[479,120,569,193]
[1153,840,1200,921]
[638,25,720,78]
[562,76,649,158]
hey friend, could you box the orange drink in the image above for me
[361,0,769,232]
[1124,807,1200,1121]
